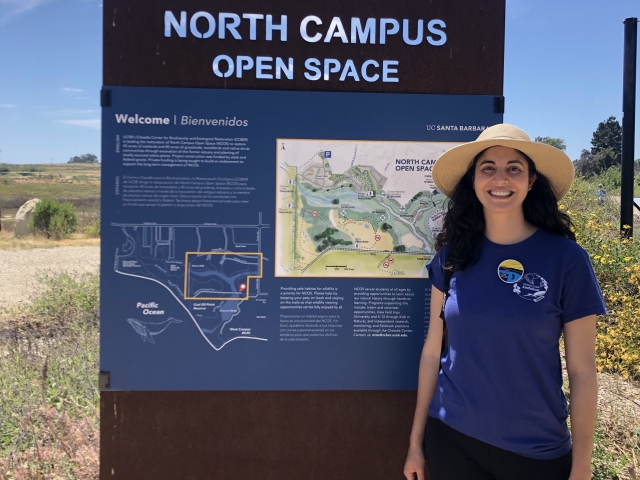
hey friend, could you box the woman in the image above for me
[403,124,606,480]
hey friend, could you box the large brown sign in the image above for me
[101,1,505,478]
[104,0,504,94]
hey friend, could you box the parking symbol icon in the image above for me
[325,151,332,158]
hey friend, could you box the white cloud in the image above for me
[44,108,98,116]
[62,87,84,93]
[0,0,52,24]
[58,119,101,130]
[69,108,97,114]
[0,103,17,107]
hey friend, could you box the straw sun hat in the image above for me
[432,124,574,200]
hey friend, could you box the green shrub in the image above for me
[84,218,100,238]
[562,178,640,380]
[29,198,57,235]
[30,272,99,328]
[599,165,622,191]
[29,199,78,239]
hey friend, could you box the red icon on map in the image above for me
[374,234,381,241]
[383,262,389,268]
[312,210,318,217]
[389,257,394,263]
[239,283,246,292]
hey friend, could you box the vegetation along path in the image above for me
[0,246,99,310]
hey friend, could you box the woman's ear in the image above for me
[528,173,537,191]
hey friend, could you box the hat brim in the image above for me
[432,139,574,200]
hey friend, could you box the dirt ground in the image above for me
[0,246,99,310]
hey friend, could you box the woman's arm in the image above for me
[564,314,598,480]
[403,286,445,480]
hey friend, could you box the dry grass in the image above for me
[0,272,99,479]
[0,231,99,250]
[0,163,99,215]
[0,180,99,209]
[562,349,638,478]
[597,373,640,479]
[0,406,99,479]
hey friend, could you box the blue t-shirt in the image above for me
[427,229,606,460]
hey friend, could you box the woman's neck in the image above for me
[484,210,537,245]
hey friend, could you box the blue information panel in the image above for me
[100,86,501,390]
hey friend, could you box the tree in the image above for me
[68,153,99,164]
[591,116,622,159]
[574,149,597,178]
[534,136,566,151]
[593,147,618,173]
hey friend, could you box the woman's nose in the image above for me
[492,169,510,183]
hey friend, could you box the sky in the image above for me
[0,0,638,164]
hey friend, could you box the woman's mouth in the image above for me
[488,190,514,198]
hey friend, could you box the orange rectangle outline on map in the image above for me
[183,252,263,301]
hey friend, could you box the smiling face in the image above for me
[473,146,536,214]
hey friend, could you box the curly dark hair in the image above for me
[435,149,575,272]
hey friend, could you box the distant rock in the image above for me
[14,198,41,237]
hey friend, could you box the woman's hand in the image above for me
[403,444,429,480]
[567,466,591,480]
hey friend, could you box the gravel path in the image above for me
[612,196,640,218]
[0,246,99,311]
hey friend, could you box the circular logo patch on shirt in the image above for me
[497,259,524,283]
[512,273,548,302]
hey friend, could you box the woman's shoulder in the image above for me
[431,244,450,265]
[427,245,451,291]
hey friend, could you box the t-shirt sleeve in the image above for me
[561,247,607,323]
[427,246,448,292]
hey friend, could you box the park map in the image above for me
[276,139,456,278]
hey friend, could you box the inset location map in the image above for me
[113,216,269,350]
[276,139,457,278]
